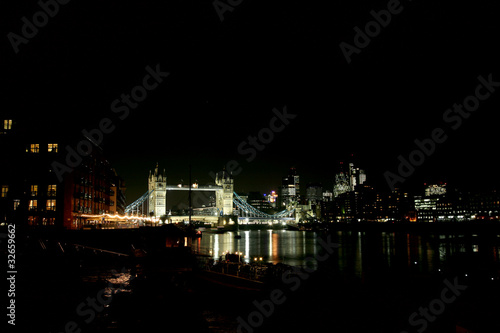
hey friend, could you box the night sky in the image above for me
[3,0,499,203]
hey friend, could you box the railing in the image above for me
[202,258,295,282]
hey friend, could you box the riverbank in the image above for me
[312,220,500,233]
[10,225,209,332]
[8,224,500,332]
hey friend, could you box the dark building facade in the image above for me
[306,183,323,204]
[245,191,274,214]
[375,188,414,222]
[0,117,125,229]
[333,184,377,222]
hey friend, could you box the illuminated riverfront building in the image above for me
[466,190,500,220]
[415,183,500,222]
[0,117,126,229]
[68,152,126,228]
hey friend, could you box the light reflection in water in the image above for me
[268,230,272,258]
[192,230,500,277]
[103,269,133,297]
[245,231,250,259]
[214,234,219,258]
[272,232,278,263]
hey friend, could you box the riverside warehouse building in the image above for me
[0,117,127,229]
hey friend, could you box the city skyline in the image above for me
[3,2,500,332]
[3,111,500,207]
[120,154,500,206]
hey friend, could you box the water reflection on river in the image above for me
[192,230,500,277]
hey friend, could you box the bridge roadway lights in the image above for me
[168,215,219,224]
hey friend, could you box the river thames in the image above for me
[14,227,500,333]
[191,229,500,332]
[192,229,500,278]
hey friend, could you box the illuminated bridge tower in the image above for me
[215,170,234,216]
[148,163,167,218]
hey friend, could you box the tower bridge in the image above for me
[125,164,296,226]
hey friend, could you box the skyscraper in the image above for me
[348,162,366,191]
[306,183,323,204]
[281,167,300,207]
[333,161,366,197]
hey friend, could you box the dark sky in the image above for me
[2,0,499,204]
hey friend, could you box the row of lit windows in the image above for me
[28,199,57,211]
[470,202,500,206]
[30,185,57,196]
[27,143,58,153]
[74,194,113,203]
[28,216,55,226]
[11,199,56,211]
[74,207,108,214]
[74,198,111,206]
[2,185,58,198]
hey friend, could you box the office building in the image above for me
[281,167,300,207]
[306,183,323,204]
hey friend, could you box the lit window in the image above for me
[13,199,20,210]
[48,184,57,197]
[46,200,56,211]
[29,200,37,211]
[31,185,38,196]
[4,119,12,130]
[1,185,8,198]
[30,144,40,153]
[48,143,58,153]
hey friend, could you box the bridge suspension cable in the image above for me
[125,190,152,213]
[125,190,295,219]
[232,192,295,219]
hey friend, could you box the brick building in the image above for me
[0,117,125,229]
